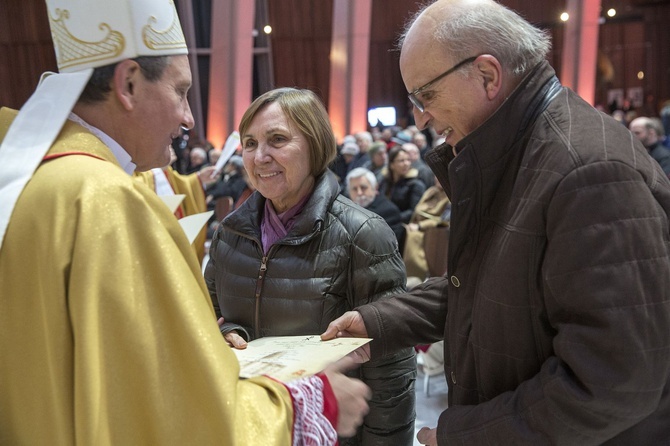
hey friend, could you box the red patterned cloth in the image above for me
[283,374,338,446]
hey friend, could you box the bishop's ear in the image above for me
[113,59,142,111]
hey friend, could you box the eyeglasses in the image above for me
[407,56,478,113]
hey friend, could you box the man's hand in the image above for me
[323,356,371,437]
[217,317,247,349]
[417,426,437,445]
[321,311,368,340]
[321,311,370,361]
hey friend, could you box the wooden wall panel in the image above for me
[644,4,670,109]
[267,0,333,103]
[367,0,415,127]
[0,0,56,109]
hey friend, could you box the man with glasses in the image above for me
[323,0,670,444]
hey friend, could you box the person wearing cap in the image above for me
[0,1,370,444]
[330,139,360,189]
[341,141,360,164]
[391,130,413,147]
[323,0,670,445]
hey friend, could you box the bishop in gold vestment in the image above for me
[0,108,296,444]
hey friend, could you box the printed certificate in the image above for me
[232,335,371,381]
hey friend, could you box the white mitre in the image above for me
[0,0,188,248]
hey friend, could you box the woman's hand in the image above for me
[217,317,248,349]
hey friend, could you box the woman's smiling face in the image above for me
[241,102,315,213]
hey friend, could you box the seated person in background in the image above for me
[650,116,670,149]
[629,116,670,176]
[364,141,388,184]
[206,155,247,206]
[208,147,223,165]
[378,146,427,249]
[346,167,404,245]
[402,177,450,279]
[348,131,374,171]
[330,139,360,190]
[402,142,435,188]
[205,87,416,446]
[135,147,218,264]
[413,131,431,159]
[209,166,256,235]
[185,145,209,174]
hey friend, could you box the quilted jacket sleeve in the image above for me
[348,215,418,446]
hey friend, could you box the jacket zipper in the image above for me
[253,256,269,339]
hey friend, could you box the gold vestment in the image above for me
[0,108,293,445]
[135,166,208,263]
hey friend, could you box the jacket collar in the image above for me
[425,60,562,198]
[423,61,562,265]
[226,170,341,240]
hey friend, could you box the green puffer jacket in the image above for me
[205,169,417,446]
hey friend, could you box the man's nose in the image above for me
[413,107,430,131]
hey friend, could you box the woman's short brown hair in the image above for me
[238,88,337,176]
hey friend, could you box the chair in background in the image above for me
[208,195,234,244]
[416,341,445,397]
[214,196,234,222]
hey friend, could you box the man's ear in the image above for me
[474,55,503,100]
[112,59,141,111]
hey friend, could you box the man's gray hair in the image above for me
[355,131,373,143]
[346,167,378,190]
[398,1,551,78]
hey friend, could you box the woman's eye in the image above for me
[243,140,257,150]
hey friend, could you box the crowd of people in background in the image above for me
[172,95,670,285]
[171,93,670,286]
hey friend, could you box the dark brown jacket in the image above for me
[205,170,416,445]
[359,62,670,444]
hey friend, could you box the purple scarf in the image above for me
[260,193,311,254]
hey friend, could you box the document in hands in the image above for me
[231,335,372,382]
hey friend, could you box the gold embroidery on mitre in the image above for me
[142,1,186,51]
[49,8,125,70]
